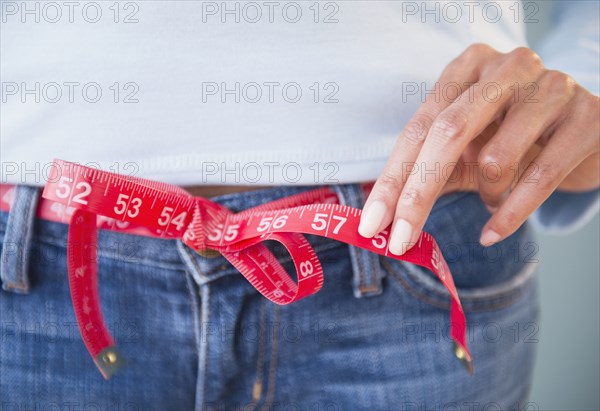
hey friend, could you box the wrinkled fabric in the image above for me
[0,184,539,410]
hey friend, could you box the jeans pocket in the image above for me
[381,192,539,312]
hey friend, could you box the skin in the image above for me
[358,44,600,255]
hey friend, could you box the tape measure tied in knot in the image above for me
[182,200,209,255]
[41,159,473,379]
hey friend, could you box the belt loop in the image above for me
[0,185,41,294]
[332,184,384,298]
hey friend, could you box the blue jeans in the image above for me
[0,184,539,411]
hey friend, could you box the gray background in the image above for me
[526,2,599,410]
[529,215,600,411]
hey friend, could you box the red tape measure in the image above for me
[40,159,472,378]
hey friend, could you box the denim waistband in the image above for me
[0,183,385,298]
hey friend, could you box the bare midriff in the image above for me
[182,185,271,198]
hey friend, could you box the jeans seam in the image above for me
[197,284,210,410]
[12,230,26,290]
[382,258,534,312]
[183,270,201,360]
[261,304,280,411]
[20,234,346,274]
[249,298,267,407]
[27,235,186,272]
[385,263,451,310]
[180,242,213,285]
[14,222,25,289]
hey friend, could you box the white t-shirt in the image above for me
[0,1,597,186]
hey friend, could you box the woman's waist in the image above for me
[183,185,271,198]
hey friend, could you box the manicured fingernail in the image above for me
[485,204,498,214]
[358,201,387,238]
[389,219,413,255]
[480,229,502,246]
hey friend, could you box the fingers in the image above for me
[358,58,477,237]
[559,152,600,192]
[386,49,543,255]
[361,43,598,254]
[476,70,577,212]
[357,108,438,238]
[358,48,487,238]
[481,116,595,245]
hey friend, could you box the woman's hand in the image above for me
[359,43,600,255]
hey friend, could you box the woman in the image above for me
[1,1,598,409]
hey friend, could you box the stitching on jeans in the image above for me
[261,304,280,411]
[180,239,212,409]
[335,185,362,292]
[15,215,25,288]
[382,259,532,312]
[348,184,381,296]
[181,243,212,284]
[6,191,24,289]
[369,254,380,290]
[348,186,366,292]
[336,185,366,293]
[21,233,187,271]
[351,188,378,293]
[13,193,29,289]
[23,234,345,273]
[199,285,211,408]
[184,272,201,410]
[355,246,366,291]
[17,189,38,289]
[183,270,201,359]
[359,253,381,294]
[247,298,267,408]
[404,258,532,306]
[385,265,451,310]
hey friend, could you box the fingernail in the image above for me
[485,204,498,214]
[359,201,387,238]
[480,229,502,246]
[389,219,413,255]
